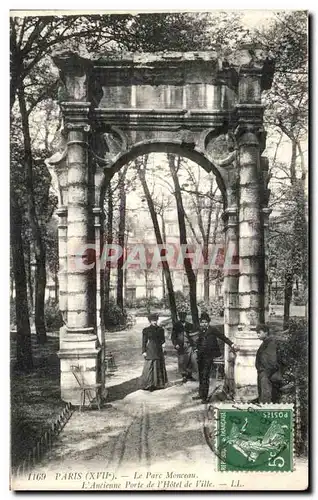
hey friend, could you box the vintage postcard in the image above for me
[10,9,309,491]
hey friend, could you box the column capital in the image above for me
[262,207,272,215]
[222,206,238,220]
[236,47,274,106]
[93,207,101,228]
[61,102,91,134]
[262,207,272,228]
[234,122,266,151]
[53,51,92,103]
[222,207,239,232]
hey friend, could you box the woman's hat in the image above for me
[148,313,159,321]
[200,312,210,322]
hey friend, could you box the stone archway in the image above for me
[47,48,274,404]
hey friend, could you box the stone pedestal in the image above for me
[234,327,261,400]
[59,328,101,404]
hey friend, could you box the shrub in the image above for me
[129,296,163,312]
[134,297,148,309]
[293,289,308,306]
[45,299,64,331]
[210,296,224,317]
[104,299,127,329]
[124,298,137,309]
[198,297,224,317]
[174,291,190,312]
[278,318,308,455]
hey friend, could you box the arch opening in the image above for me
[98,146,228,392]
[98,140,227,210]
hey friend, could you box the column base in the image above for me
[58,328,102,405]
[234,329,261,402]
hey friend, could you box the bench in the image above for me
[70,365,102,411]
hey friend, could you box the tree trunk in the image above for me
[10,197,33,371]
[10,269,14,300]
[124,231,128,303]
[103,183,113,326]
[137,160,178,324]
[25,238,34,312]
[116,166,128,311]
[203,240,209,302]
[168,155,199,329]
[290,140,297,185]
[208,202,222,300]
[18,84,47,344]
[161,214,167,301]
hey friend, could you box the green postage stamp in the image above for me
[213,404,294,472]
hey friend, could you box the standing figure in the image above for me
[192,312,238,404]
[171,311,198,383]
[256,324,283,403]
[141,313,168,391]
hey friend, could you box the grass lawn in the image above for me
[10,334,64,467]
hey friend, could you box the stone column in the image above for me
[222,205,240,396]
[52,52,101,404]
[233,60,267,400]
[234,128,264,400]
[58,104,101,404]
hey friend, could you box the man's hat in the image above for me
[200,312,210,322]
[179,311,187,318]
[148,313,159,322]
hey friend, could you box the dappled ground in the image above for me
[28,382,213,475]
[10,309,304,470]
[105,317,183,400]
[10,334,64,467]
[13,315,308,491]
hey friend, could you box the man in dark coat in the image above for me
[256,324,283,403]
[171,311,198,383]
[192,312,238,404]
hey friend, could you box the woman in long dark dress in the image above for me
[141,313,168,391]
